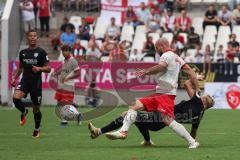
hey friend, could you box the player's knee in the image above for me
[13,97,21,104]
[33,106,40,114]
[31,97,42,106]
[162,115,173,126]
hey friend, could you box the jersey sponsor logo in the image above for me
[34,53,39,58]
[22,59,38,65]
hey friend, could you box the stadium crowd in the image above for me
[19,0,240,74]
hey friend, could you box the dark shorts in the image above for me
[135,111,166,131]
[16,79,42,106]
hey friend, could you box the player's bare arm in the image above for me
[63,69,80,82]
[134,62,168,77]
[182,64,200,93]
[32,62,51,73]
[11,63,23,86]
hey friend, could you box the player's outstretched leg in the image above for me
[13,90,28,126]
[32,106,42,138]
[88,116,124,139]
[105,109,137,140]
[164,115,200,149]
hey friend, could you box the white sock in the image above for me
[98,129,102,135]
[119,109,137,132]
[169,120,195,144]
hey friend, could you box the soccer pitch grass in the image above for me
[0,107,239,160]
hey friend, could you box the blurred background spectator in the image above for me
[187,27,200,49]
[225,42,235,75]
[232,4,240,25]
[162,8,176,32]
[175,9,192,32]
[142,36,156,58]
[137,2,150,25]
[125,6,138,27]
[37,0,52,37]
[20,0,35,33]
[85,80,100,107]
[218,4,232,29]
[105,17,120,42]
[60,26,77,48]
[202,44,213,74]
[203,4,218,30]
[78,18,91,41]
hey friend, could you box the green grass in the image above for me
[0,107,240,160]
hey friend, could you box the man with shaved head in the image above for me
[106,38,201,149]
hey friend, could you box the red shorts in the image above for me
[138,93,176,118]
[54,89,74,103]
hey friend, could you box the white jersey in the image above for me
[156,50,186,95]
[58,56,80,91]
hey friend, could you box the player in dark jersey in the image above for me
[88,77,215,146]
[11,30,51,138]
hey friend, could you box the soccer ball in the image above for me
[57,104,79,121]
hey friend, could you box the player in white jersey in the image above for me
[53,45,80,125]
[106,38,201,149]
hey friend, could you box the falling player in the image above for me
[88,76,215,146]
[106,38,200,148]
[11,30,51,138]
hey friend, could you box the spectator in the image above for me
[86,45,102,59]
[194,44,203,63]
[166,0,174,10]
[171,34,185,56]
[142,36,156,58]
[32,0,38,29]
[184,51,194,63]
[88,35,100,50]
[155,0,167,13]
[147,8,162,33]
[232,4,240,24]
[216,45,225,74]
[203,4,218,30]
[129,49,141,62]
[125,6,138,27]
[228,0,240,10]
[229,33,240,48]
[60,17,75,33]
[136,2,150,25]
[85,80,100,108]
[73,39,87,57]
[62,0,71,12]
[162,8,176,32]
[20,0,35,33]
[52,17,75,51]
[60,26,77,48]
[38,0,52,37]
[105,17,120,41]
[109,41,128,62]
[175,9,192,32]
[176,0,189,12]
[225,42,235,75]
[218,4,232,28]
[101,36,116,56]
[235,44,240,61]
[187,27,200,49]
[78,18,91,41]
[202,44,213,74]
